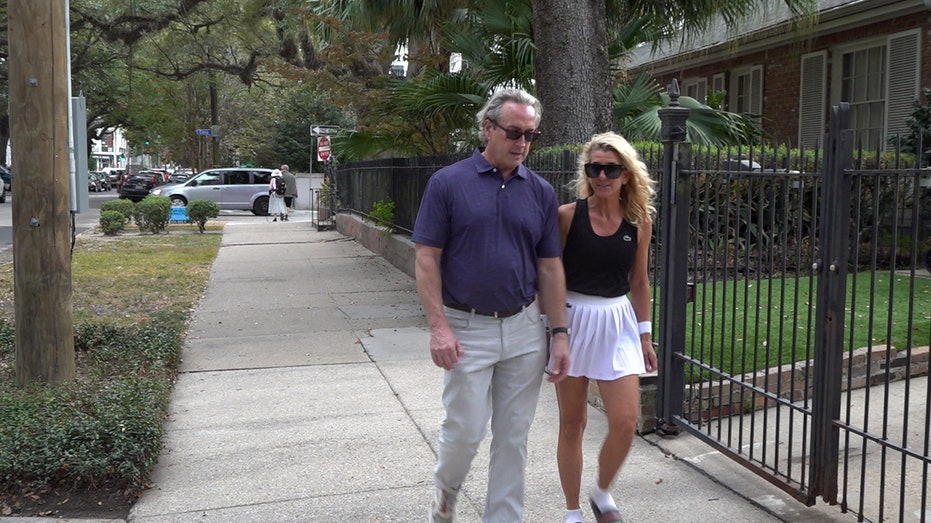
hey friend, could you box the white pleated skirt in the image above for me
[563,291,646,381]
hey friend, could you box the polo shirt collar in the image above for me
[472,148,529,180]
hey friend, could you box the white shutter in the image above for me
[750,65,763,116]
[885,29,920,138]
[696,78,707,104]
[799,51,827,148]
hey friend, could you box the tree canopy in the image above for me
[0,0,815,167]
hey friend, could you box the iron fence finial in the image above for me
[668,79,681,107]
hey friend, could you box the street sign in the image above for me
[317,136,331,161]
[195,128,212,136]
[310,125,339,136]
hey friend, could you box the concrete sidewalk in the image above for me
[10,218,852,522]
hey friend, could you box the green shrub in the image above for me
[900,87,931,165]
[100,199,134,224]
[0,235,219,500]
[133,196,171,234]
[0,316,184,489]
[370,199,395,232]
[98,210,125,236]
[186,199,220,233]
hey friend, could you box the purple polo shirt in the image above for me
[412,148,562,312]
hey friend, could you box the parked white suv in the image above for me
[150,168,274,215]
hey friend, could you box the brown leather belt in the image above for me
[444,301,531,319]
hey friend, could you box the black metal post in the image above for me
[655,80,691,435]
[809,103,852,503]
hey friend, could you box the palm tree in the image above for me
[332,0,814,159]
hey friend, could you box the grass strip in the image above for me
[0,230,221,497]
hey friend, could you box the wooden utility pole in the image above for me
[9,0,75,385]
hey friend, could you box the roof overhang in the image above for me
[627,0,930,75]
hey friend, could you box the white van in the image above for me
[149,168,274,215]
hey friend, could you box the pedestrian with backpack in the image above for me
[268,169,287,222]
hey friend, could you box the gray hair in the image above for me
[475,88,542,142]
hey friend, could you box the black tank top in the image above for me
[563,199,638,297]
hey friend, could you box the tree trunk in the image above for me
[532,0,614,147]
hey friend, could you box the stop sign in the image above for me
[317,136,331,161]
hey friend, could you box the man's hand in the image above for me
[546,335,570,383]
[430,325,463,370]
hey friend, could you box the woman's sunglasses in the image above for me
[584,163,624,179]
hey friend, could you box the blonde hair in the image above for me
[570,132,656,226]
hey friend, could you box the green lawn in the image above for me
[679,271,931,377]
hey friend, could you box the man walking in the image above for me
[280,164,297,220]
[412,88,570,522]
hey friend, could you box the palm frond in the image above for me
[614,72,762,145]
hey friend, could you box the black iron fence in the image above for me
[657,103,930,523]
[330,103,930,523]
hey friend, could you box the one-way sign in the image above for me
[310,125,339,136]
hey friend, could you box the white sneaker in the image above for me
[429,486,458,522]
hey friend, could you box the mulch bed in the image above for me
[0,484,135,519]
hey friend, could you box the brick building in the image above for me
[628,0,931,149]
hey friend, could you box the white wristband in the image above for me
[638,321,652,335]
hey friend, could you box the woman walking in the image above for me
[555,132,658,523]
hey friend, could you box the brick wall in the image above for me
[651,12,931,144]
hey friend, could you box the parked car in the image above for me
[120,170,169,202]
[88,171,112,192]
[150,168,171,183]
[0,179,6,203]
[104,169,124,187]
[88,172,102,192]
[0,165,11,192]
[169,169,194,183]
[149,167,274,215]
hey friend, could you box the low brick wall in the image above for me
[336,214,416,279]
[336,213,929,435]
[681,345,930,425]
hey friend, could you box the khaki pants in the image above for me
[434,301,546,522]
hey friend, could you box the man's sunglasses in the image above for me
[584,163,624,179]
[489,119,542,142]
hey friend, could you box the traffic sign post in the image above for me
[317,136,331,162]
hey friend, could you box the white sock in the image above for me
[565,508,584,523]
[590,485,617,511]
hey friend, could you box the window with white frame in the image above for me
[841,43,886,149]
[822,29,920,151]
[729,65,763,115]
[682,77,708,104]
[711,74,726,109]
